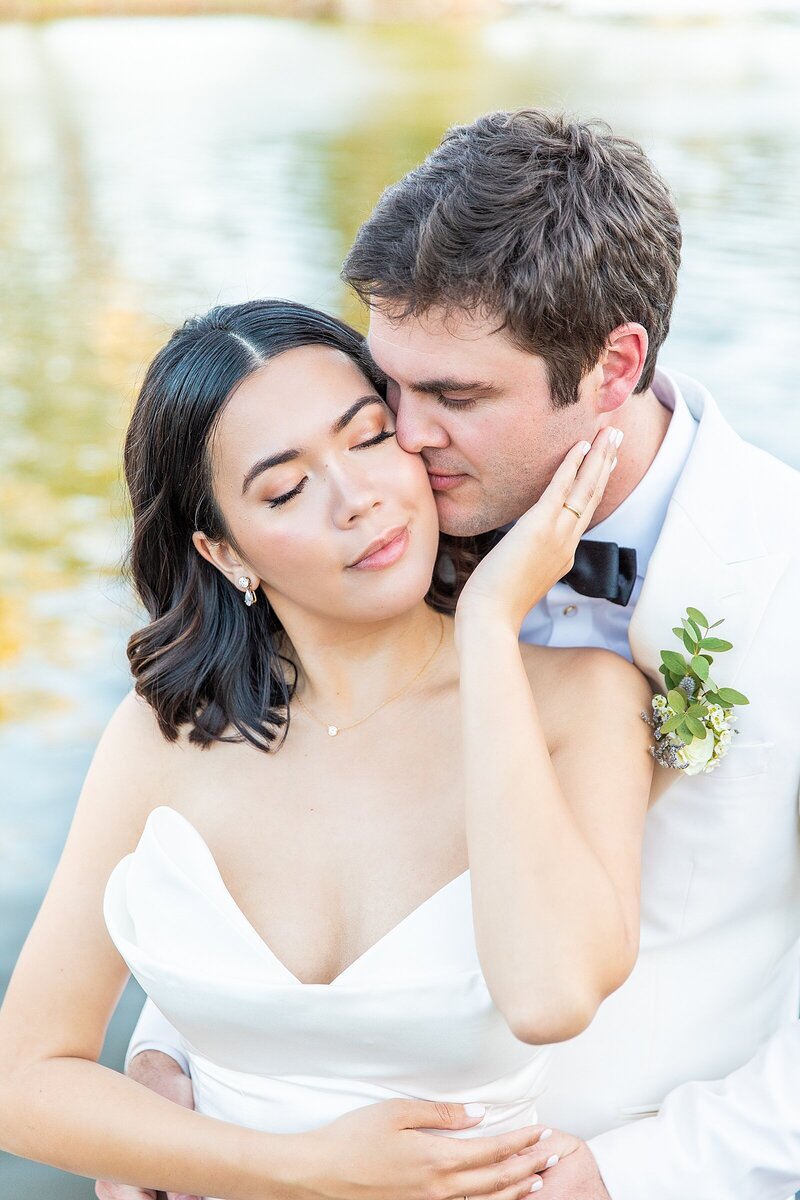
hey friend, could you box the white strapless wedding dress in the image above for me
[103,806,552,1197]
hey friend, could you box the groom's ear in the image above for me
[595,323,649,414]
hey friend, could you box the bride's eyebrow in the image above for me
[241,395,386,495]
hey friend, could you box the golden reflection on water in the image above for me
[0,287,165,723]
[1,12,799,733]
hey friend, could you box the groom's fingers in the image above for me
[94,1183,157,1200]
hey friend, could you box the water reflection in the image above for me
[0,11,798,1195]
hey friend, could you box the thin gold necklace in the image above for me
[294,614,445,737]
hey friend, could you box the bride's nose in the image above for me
[328,463,382,529]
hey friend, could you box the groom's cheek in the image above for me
[384,378,401,415]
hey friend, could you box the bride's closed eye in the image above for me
[267,428,397,508]
[356,428,396,450]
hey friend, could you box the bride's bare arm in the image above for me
[457,633,652,1043]
[0,693,550,1200]
[454,430,654,1044]
[0,694,281,1198]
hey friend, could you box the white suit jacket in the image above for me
[126,373,800,1200]
[540,371,800,1198]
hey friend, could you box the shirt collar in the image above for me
[583,368,698,579]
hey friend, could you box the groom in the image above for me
[109,111,800,1199]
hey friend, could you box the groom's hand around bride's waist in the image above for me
[97,1054,569,1200]
[95,1050,199,1200]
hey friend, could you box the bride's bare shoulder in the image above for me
[94,688,198,787]
[106,687,177,749]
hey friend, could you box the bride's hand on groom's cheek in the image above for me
[455,427,622,636]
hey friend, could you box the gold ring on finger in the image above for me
[562,502,583,519]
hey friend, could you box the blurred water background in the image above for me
[1,4,799,1195]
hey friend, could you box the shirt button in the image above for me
[562,604,578,616]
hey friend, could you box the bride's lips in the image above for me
[347,525,409,570]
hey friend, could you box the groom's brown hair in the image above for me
[342,109,682,409]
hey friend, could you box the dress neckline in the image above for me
[144,806,471,987]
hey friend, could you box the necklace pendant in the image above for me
[327,725,339,737]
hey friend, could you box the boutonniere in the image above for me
[643,607,749,775]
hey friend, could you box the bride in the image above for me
[0,299,654,1200]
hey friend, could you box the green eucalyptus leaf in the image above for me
[690,655,710,681]
[660,714,684,735]
[686,703,708,718]
[717,687,750,706]
[704,691,724,706]
[685,715,708,739]
[701,638,733,652]
[667,689,687,713]
[709,619,725,629]
[682,618,701,642]
[686,607,708,629]
[672,626,685,640]
[682,631,696,654]
[662,650,687,674]
[677,720,693,742]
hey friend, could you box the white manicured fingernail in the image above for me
[539,1128,553,1139]
[464,1102,486,1117]
[546,1154,559,1168]
[610,456,618,472]
[615,429,625,447]
[580,440,592,455]
[530,1181,543,1192]
[607,427,618,444]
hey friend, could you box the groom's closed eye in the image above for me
[415,377,500,412]
[436,395,478,412]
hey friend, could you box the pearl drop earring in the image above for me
[238,576,257,607]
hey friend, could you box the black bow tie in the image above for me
[562,539,637,607]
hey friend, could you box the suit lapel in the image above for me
[629,374,788,693]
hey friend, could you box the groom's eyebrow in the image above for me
[241,395,384,494]
[412,376,499,396]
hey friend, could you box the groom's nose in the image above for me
[394,394,450,455]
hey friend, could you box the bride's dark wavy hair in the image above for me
[124,298,489,753]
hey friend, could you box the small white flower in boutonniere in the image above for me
[642,607,750,775]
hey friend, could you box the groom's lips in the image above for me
[427,470,469,492]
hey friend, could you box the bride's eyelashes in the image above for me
[268,480,307,508]
[267,428,397,509]
[357,428,396,450]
